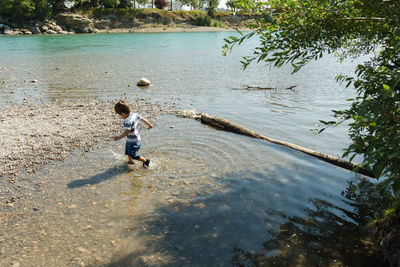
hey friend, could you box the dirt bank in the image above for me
[0,9,255,35]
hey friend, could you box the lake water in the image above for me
[0,32,379,266]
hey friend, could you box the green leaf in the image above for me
[379,178,394,191]
[382,84,391,91]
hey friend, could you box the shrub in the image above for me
[154,0,167,9]
[90,8,136,19]
[102,0,120,8]
[193,15,225,28]
[194,15,211,26]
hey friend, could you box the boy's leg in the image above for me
[137,156,146,163]
[128,155,134,163]
[129,142,149,168]
[138,156,150,168]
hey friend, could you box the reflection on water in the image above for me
[105,176,382,267]
[231,178,386,267]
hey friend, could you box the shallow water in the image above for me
[0,32,361,155]
[0,32,378,266]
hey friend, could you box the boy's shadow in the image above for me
[67,165,126,188]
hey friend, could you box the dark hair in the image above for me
[114,100,131,114]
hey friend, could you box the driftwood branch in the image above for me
[199,113,374,178]
[244,85,297,90]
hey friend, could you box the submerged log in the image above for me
[200,113,374,178]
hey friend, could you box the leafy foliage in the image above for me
[223,0,400,212]
[0,0,53,22]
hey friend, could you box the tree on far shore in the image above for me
[0,0,66,22]
[178,0,205,10]
[226,0,239,12]
[206,0,219,17]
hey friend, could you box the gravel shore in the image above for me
[0,98,168,205]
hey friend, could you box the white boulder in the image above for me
[137,78,151,87]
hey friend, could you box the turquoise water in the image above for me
[0,32,359,155]
[0,32,378,266]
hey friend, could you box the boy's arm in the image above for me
[140,117,153,129]
[113,130,130,141]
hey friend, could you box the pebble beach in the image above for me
[0,98,172,206]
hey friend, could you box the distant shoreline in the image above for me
[0,10,255,36]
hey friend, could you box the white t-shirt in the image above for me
[124,113,142,143]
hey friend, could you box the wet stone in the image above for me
[76,246,88,253]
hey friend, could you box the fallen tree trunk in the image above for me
[200,113,374,178]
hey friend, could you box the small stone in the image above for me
[12,262,20,267]
[76,246,88,253]
[31,80,38,83]
[68,204,77,209]
[83,225,93,230]
[137,78,150,87]
[194,225,200,230]
[6,203,13,207]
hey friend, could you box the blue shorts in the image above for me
[125,141,141,159]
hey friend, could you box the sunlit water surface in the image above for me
[0,33,378,266]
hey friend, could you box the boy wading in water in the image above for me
[114,100,153,168]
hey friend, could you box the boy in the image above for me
[113,100,153,168]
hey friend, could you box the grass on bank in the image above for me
[76,8,252,28]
